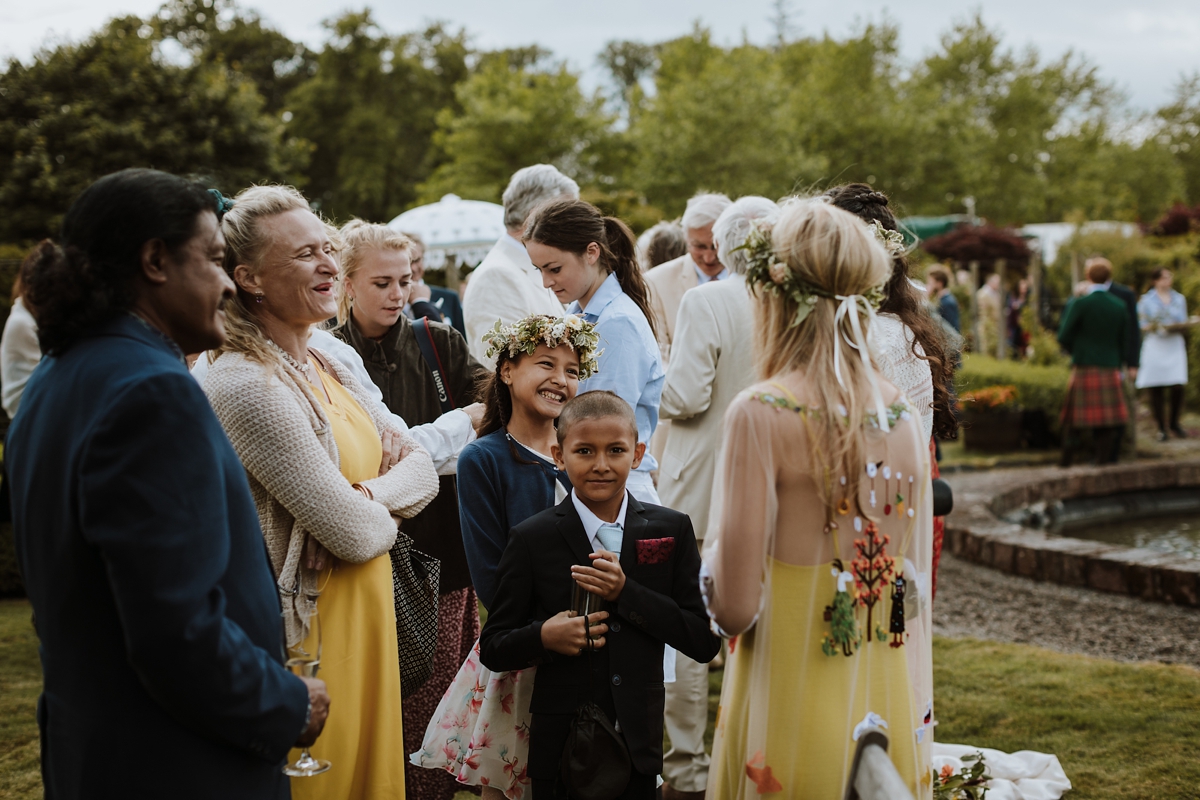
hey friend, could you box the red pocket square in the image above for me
[636,537,675,565]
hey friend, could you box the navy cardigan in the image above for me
[457,428,570,609]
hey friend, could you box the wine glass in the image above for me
[283,606,331,777]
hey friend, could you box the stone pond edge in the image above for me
[944,459,1200,607]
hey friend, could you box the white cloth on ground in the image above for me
[933,743,1071,800]
[191,327,474,476]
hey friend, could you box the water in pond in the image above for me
[1060,512,1200,559]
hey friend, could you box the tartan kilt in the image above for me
[1061,366,1128,428]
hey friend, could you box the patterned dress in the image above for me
[411,430,569,799]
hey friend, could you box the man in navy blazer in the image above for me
[7,169,326,799]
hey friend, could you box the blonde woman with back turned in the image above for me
[201,185,439,800]
[702,200,934,798]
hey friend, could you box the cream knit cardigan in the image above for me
[203,348,439,644]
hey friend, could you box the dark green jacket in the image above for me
[334,316,486,592]
[1057,290,1128,368]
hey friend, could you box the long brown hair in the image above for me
[523,199,658,340]
[824,183,959,440]
[477,354,517,437]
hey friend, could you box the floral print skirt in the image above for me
[410,639,534,800]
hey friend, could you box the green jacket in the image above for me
[1057,290,1128,367]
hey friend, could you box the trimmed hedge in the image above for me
[954,354,1070,430]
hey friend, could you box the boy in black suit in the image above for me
[480,391,720,799]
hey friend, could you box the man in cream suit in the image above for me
[657,196,777,800]
[645,193,732,469]
[463,164,578,364]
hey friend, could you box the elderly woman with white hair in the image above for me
[201,185,440,800]
[462,164,579,364]
[656,195,775,800]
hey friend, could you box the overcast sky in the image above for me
[2,0,1197,111]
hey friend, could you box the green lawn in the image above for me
[4,599,1199,800]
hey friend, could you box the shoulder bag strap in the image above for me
[412,317,456,414]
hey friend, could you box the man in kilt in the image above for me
[1057,259,1130,466]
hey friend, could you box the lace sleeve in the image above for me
[872,314,934,442]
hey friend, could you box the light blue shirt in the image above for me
[571,488,630,552]
[694,264,729,284]
[569,272,665,473]
[1137,289,1188,331]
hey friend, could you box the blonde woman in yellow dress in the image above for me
[702,199,934,799]
[202,185,440,799]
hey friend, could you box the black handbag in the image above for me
[388,531,441,698]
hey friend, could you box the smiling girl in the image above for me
[412,314,600,800]
[523,199,666,503]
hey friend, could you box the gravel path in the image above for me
[933,551,1200,669]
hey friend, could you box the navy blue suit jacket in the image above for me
[429,286,465,338]
[6,316,308,799]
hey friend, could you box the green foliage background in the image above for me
[2,2,1200,243]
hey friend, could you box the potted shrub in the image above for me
[959,384,1023,451]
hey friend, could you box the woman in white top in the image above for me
[824,184,958,602]
[0,280,42,418]
[1136,267,1189,440]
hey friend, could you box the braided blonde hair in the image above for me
[756,199,892,511]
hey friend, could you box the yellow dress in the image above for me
[710,560,919,799]
[290,365,406,800]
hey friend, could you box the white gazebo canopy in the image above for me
[387,194,504,270]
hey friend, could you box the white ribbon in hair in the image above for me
[833,294,890,432]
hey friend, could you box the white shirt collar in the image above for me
[1085,283,1108,295]
[571,488,629,550]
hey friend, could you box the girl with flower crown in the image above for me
[411,314,600,800]
[701,200,934,798]
[522,199,666,504]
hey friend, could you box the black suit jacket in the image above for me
[1108,282,1142,368]
[479,495,720,779]
[426,286,466,338]
[6,316,308,799]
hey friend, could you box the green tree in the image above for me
[1156,74,1200,205]
[417,55,612,204]
[155,0,317,113]
[626,26,821,216]
[0,14,305,243]
[285,13,470,221]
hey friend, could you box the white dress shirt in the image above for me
[571,489,629,552]
[693,264,729,284]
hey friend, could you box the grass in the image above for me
[4,599,1199,800]
[0,601,39,800]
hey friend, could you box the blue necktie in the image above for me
[596,522,623,556]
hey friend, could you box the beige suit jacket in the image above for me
[645,254,699,362]
[463,235,564,365]
[657,275,755,541]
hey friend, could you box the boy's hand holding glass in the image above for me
[571,551,626,601]
[541,609,609,656]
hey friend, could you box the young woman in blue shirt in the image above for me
[523,199,667,504]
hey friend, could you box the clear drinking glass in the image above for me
[283,606,331,777]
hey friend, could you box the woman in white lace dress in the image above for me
[824,185,958,598]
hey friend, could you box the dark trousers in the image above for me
[1148,385,1184,432]
[1060,425,1123,466]
[532,770,658,800]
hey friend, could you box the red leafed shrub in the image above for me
[1149,203,1200,237]
[922,224,1032,266]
